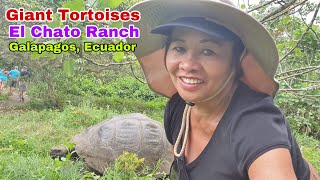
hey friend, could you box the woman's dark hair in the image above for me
[163,31,245,79]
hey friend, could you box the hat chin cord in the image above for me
[173,69,235,159]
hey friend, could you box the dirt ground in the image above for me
[0,87,30,113]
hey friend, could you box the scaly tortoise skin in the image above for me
[52,113,172,174]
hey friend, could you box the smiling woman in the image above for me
[162,26,238,103]
[168,31,228,97]
[124,0,319,179]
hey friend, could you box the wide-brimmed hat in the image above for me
[124,0,279,97]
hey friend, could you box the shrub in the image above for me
[276,92,320,139]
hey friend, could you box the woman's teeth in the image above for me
[181,77,204,84]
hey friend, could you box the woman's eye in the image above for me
[172,47,185,53]
[202,49,215,56]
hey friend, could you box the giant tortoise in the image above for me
[50,113,173,175]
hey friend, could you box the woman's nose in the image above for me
[178,53,200,72]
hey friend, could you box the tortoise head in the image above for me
[50,146,68,159]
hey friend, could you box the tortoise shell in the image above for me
[72,113,172,174]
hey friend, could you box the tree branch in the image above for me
[279,2,320,62]
[261,0,307,23]
[70,53,135,67]
[276,66,320,76]
[279,84,320,91]
[278,62,293,89]
[261,0,297,23]
[0,37,10,40]
[130,63,147,84]
[292,77,320,83]
[298,12,320,42]
[82,55,135,67]
[308,27,320,42]
[278,66,319,81]
[247,0,277,13]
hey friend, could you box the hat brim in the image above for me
[150,17,241,42]
[124,0,279,97]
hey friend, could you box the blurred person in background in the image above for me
[8,66,21,96]
[18,66,31,102]
[0,67,9,92]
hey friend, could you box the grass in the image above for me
[0,100,167,179]
[0,109,86,179]
[0,153,84,180]
[0,98,319,179]
[0,93,9,101]
[294,132,320,172]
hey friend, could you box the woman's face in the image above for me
[166,27,234,103]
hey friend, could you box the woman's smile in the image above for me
[166,27,234,103]
[179,76,205,91]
